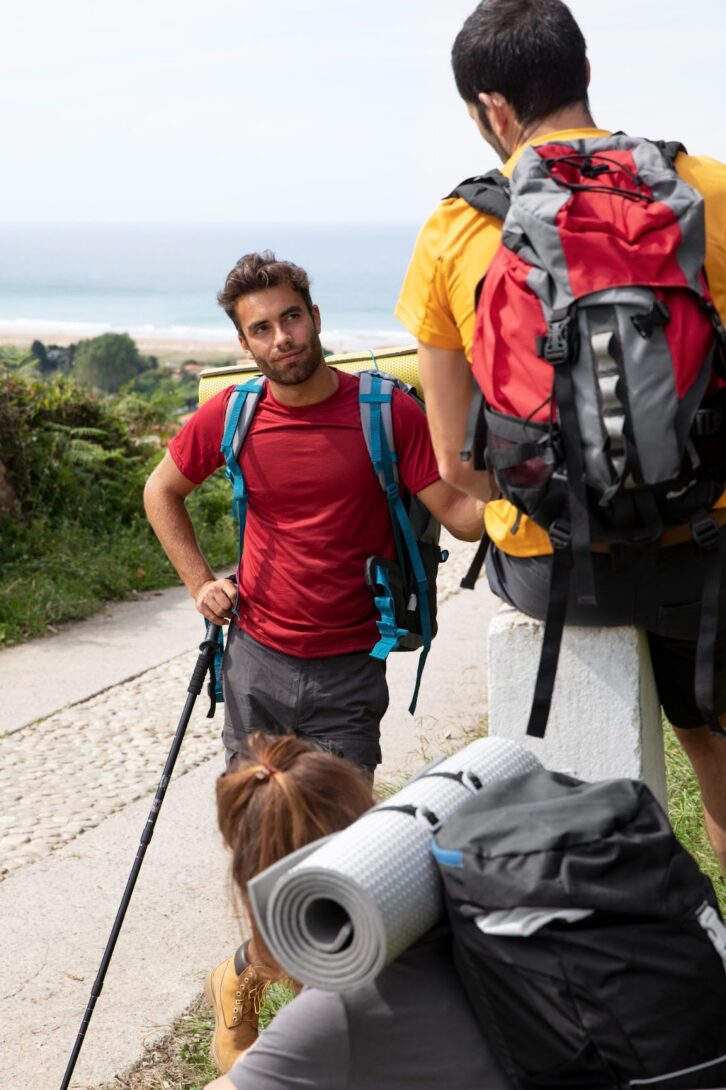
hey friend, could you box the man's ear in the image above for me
[312,304,321,334]
[478,91,510,140]
[238,335,254,361]
[584,56,591,89]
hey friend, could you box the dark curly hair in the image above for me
[217,251,314,334]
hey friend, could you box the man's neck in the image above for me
[268,359,339,407]
[508,104,597,158]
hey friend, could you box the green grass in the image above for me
[0,498,237,646]
[101,984,297,1090]
[257,980,298,1031]
[664,717,725,912]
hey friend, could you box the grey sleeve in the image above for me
[226,987,349,1090]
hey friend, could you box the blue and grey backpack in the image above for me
[217,368,446,713]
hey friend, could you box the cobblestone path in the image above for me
[1,532,476,880]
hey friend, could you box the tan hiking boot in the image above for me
[204,955,277,1073]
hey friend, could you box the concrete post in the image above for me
[488,605,668,809]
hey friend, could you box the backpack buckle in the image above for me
[631,299,670,339]
[549,520,572,551]
[692,407,723,437]
[414,804,442,833]
[691,514,720,551]
[538,315,575,366]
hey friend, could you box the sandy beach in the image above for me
[0,325,243,366]
[0,324,408,366]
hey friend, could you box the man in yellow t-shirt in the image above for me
[396,0,726,869]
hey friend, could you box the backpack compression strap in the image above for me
[359,371,433,713]
[220,377,266,609]
[448,169,511,220]
[447,174,511,587]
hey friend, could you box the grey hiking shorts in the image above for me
[221,624,388,771]
[486,533,726,730]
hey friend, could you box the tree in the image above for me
[73,332,146,393]
[0,345,39,377]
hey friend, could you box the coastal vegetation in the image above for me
[0,334,237,645]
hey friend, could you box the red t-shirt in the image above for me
[168,370,440,657]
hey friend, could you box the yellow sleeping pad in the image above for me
[198,344,420,405]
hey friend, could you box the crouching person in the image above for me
[204,733,511,1090]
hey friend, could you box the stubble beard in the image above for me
[255,330,325,386]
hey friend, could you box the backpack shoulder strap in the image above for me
[448,169,511,221]
[358,370,434,712]
[220,376,266,565]
[221,377,266,470]
[610,132,688,168]
[358,369,399,489]
[650,138,688,167]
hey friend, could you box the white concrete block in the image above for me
[488,605,667,808]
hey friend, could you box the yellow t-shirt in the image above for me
[396,129,726,556]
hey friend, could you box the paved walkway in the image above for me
[0,534,500,1089]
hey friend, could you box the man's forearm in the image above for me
[418,342,497,502]
[440,494,486,542]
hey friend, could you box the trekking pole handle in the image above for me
[188,623,222,697]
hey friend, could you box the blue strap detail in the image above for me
[362,374,434,714]
[369,561,409,660]
[431,843,464,869]
[220,379,265,615]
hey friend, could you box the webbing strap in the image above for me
[424,768,483,793]
[360,374,399,487]
[220,378,265,613]
[375,803,442,833]
[550,344,597,606]
[460,531,490,590]
[448,169,511,221]
[526,541,572,738]
[692,515,726,738]
[369,560,409,661]
[387,482,433,713]
[361,372,433,713]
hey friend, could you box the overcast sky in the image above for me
[3,0,724,224]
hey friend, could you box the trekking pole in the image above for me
[58,623,222,1090]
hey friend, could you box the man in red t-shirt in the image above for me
[144,251,485,1074]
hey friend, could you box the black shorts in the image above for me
[221,625,388,770]
[486,534,726,729]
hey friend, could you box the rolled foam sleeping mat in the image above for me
[197,344,419,405]
[248,736,541,991]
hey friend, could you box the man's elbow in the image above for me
[143,464,177,521]
[143,470,161,518]
[437,451,470,492]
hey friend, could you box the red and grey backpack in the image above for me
[457,134,726,738]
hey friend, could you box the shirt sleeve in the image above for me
[676,152,726,327]
[166,387,232,484]
[391,388,440,496]
[226,988,349,1090]
[395,204,464,351]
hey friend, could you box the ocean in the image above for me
[0,223,420,352]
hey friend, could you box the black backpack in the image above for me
[432,770,726,1090]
